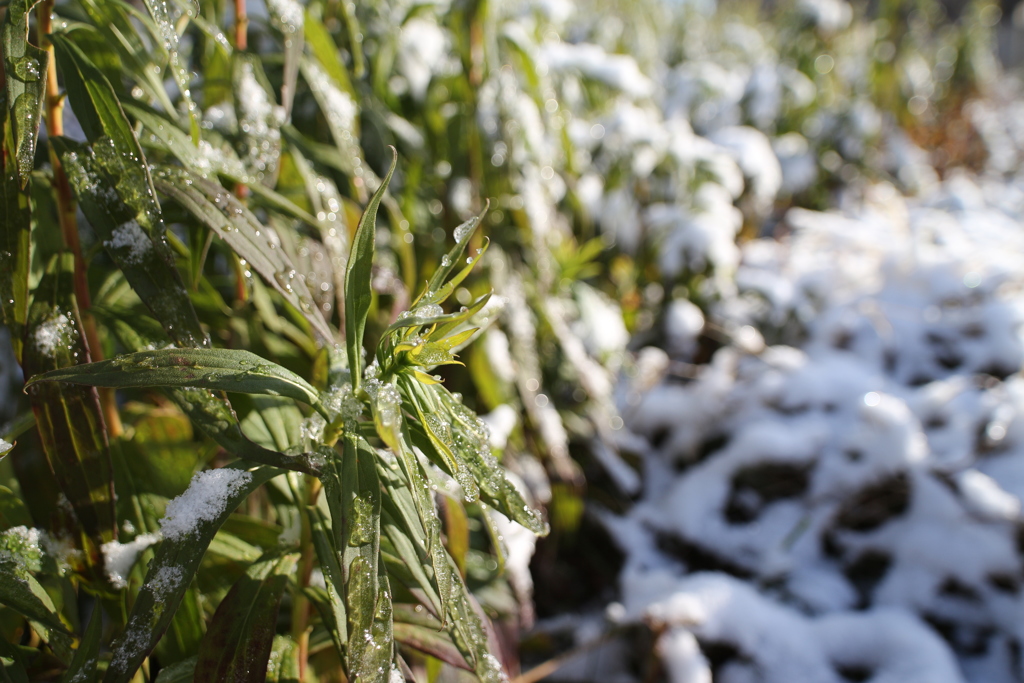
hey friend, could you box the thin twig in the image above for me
[511,632,614,683]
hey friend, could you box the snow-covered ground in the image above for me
[607,163,1024,681]
[498,4,1024,680]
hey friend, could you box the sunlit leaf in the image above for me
[2,0,47,188]
[28,348,328,418]
[346,148,397,389]
[104,465,280,683]
[139,0,200,143]
[153,166,333,342]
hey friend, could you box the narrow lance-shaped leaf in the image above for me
[74,0,177,115]
[53,138,208,349]
[365,383,456,631]
[0,558,70,637]
[2,0,48,187]
[436,386,548,535]
[26,348,329,418]
[49,33,208,347]
[300,59,365,180]
[265,0,304,118]
[194,552,299,683]
[140,0,200,144]
[152,166,332,341]
[22,254,117,555]
[104,465,281,683]
[420,206,488,304]
[392,604,471,671]
[96,311,327,475]
[127,106,320,226]
[303,9,355,97]
[346,148,397,390]
[0,122,31,359]
[377,463,446,618]
[320,436,395,680]
[59,606,102,683]
[306,507,348,654]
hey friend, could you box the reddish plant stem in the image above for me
[38,0,122,436]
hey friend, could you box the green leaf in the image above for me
[2,0,48,187]
[265,635,301,683]
[384,292,491,339]
[73,0,176,115]
[51,141,206,350]
[434,386,548,536]
[319,437,398,681]
[26,348,328,418]
[300,59,364,179]
[392,605,470,671]
[124,103,245,180]
[153,657,197,683]
[153,166,333,342]
[139,0,200,144]
[171,386,328,475]
[104,465,280,683]
[22,254,117,551]
[265,0,303,118]
[405,390,478,503]
[346,148,397,390]
[304,10,354,97]
[0,557,67,635]
[377,425,456,634]
[59,606,101,683]
[51,34,207,345]
[95,310,326,475]
[306,508,348,654]
[421,207,488,304]
[194,552,298,683]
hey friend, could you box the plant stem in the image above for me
[292,475,322,680]
[235,0,248,51]
[38,0,123,437]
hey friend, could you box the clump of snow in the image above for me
[397,18,452,101]
[265,0,303,31]
[0,525,42,574]
[160,469,252,540]
[0,437,12,454]
[32,312,71,356]
[539,42,654,99]
[236,61,285,179]
[102,533,161,589]
[104,220,151,265]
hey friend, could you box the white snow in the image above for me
[539,42,654,99]
[104,220,151,265]
[102,533,161,589]
[265,0,303,30]
[159,469,253,540]
[32,312,71,356]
